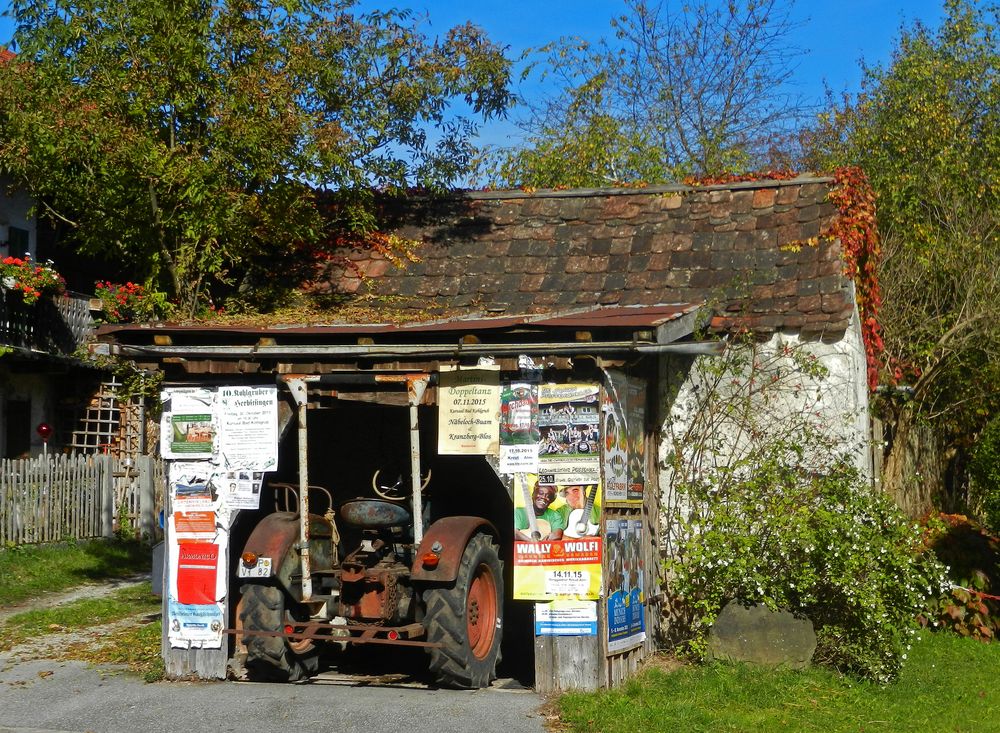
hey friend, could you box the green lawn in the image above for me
[558,633,999,732]
[0,539,152,606]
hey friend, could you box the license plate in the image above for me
[237,557,272,578]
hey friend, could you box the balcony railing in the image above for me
[0,289,95,355]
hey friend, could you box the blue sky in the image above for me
[0,0,949,148]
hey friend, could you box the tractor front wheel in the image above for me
[240,583,319,682]
[424,533,503,689]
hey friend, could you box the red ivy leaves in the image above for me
[826,166,883,391]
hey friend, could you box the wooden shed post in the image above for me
[534,634,602,693]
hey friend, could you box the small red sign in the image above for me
[176,542,219,605]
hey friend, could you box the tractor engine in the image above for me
[337,531,416,623]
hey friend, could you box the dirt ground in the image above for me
[0,574,153,665]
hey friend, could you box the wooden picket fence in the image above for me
[0,453,163,546]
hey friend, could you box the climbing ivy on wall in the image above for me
[826,166,883,391]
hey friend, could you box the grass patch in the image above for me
[0,540,152,606]
[558,633,999,733]
[0,582,160,651]
[64,616,165,682]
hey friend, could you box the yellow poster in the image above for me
[437,366,501,455]
[513,536,603,600]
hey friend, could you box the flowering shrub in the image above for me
[0,255,66,304]
[94,281,171,323]
[662,335,946,683]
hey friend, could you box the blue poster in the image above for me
[606,519,646,652]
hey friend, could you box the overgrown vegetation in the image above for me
[969,417,1000,534]
[808,0,1000,510]
[557,632,999,733]
[920,512,1000,641]
[0,540,151,606]
[662,336,945,683]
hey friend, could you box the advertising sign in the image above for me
[437,366,501,455]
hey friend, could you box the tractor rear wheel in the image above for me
[424,533,503,689]
[240,583,319,682]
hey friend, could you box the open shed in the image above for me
[95,174,873,692]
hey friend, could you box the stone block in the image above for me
[753,188,776,208]
[707,602,816,670]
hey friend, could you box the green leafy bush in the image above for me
[662,336,946,683]
[969,418,1000,534]
[919,512,1000,641]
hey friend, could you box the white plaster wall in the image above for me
[657,307,872,547]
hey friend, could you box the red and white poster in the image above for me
[176,542,220,605]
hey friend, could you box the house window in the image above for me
[7,226,29,253]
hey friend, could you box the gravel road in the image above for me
[0,576,553,733]
[0,658,552,733]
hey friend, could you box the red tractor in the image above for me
[234,375,504,688]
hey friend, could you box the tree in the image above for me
[0,0,511,315]
[808,0,1000,511]
[491,0,806,188]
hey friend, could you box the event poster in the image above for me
[161,388,216,458]
[169,461,214,512]
[606,519,646,653]
[513,537,603,600]
[535,600,598,636]
[216,386,278,471]
[626,378,647,502]
[513,472,602,600]
[499,380,540,473]
[176,542,220,605]
[437,366,501,455]
[218,470,264,510]
[167,599,225,648]
[601,372,646,503]
[537,383,601,485]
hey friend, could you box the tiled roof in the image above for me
[0,49,15,63]
[319,176,854,337]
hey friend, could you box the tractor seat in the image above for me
[339,498,412,529]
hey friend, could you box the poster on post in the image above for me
[499,380,540,473]
[166,521,229,649]
[169,461,214,512]
[166,599,225,648]
[513,471,602,600]
[216,386,279,470]
[513,537,603,600]
[601,372,646,504]
[437,366,501,455]
[535,600,598,636]
[606,519,646,653]
[217,470,264,511]
[161,387,217,459]
[537,383,601,486]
